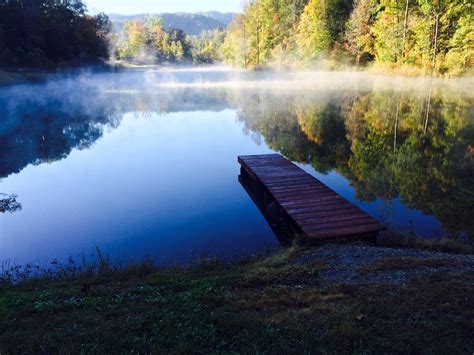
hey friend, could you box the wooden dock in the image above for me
[238,154,385,243]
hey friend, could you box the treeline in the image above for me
[115,16,225,64]
[0,0,112,69]
[1,0,471,74]
[222,0,473,75]
[0,1,225,69]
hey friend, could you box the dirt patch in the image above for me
[292,243,474,286]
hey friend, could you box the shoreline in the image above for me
[1,64,473,88]
[1,233,473,284]
[0,64,120,86]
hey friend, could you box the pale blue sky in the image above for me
[84,0,243,14]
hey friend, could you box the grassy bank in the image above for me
[1,244,473,353]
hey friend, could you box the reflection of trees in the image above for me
[0,87,229,179]
[0,194,21,213]
[0,101,120,178]
[346,90,474,236]
[296,96,352,174]
[232,92,352,174]
[1,79,472,237]
[237,88,474,237]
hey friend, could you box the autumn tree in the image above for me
[118,16,191,63]
[222,0,309,68]
[295,0,353,63]
[221,0,471,74]
[344,0,378,66]
[444,3,473,75]
[191,29,226,64]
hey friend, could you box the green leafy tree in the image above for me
[443,1,473,75]
[344,0,378,65]
[0,0,111,68]
[120,19,146,59]
[118,16,191,63]
[220,0,472,75]
[191,29,226,64]
[296,0,333,61]
[371,0,405,63]
[295,0,353,63]
[222,0,308,67]
[221,14,250,67]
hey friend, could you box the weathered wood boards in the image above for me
[238,154,385,242]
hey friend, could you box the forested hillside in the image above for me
[114,16,225,64]
[0,0,111,68]
[109,12,234,36]
[1,0,471,75]
[221,0,473,75]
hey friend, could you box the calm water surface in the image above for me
[1,68,473,265]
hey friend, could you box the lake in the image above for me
[1,68,473,266]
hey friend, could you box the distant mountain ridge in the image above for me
[108,12,236,36]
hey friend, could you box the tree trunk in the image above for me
[392,0,399,62]
[402,0,409,59]
[432,1,440,68]
[256,24,260,67]
[243,21,248,69]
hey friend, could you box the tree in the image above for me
[371,0,405,63]
[190,29,226,64]
[220,0,471,74]
[120,19,147,59]
[221,14,249,67]
[295,0,353,63]
[443,0,473,75]
[344,0,378,66]
[222,0,309,67]
[0,0,111,68]
[401,0,410,58]
[118,16,191,63]
[296,0,333,60]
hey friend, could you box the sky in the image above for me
[84,0,242,14]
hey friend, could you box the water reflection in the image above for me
[236,88,474,238]
[0,86,228,177]
[0,70,472,248]
[239,168,295,246]
[0,194,21,214]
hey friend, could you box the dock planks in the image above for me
[238,154,385,242]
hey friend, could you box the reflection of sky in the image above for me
[0,110,277,265]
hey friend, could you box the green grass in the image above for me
[1,247,473,353]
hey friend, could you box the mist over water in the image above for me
[1,67,473,265]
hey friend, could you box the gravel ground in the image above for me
[293,243,474,286]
